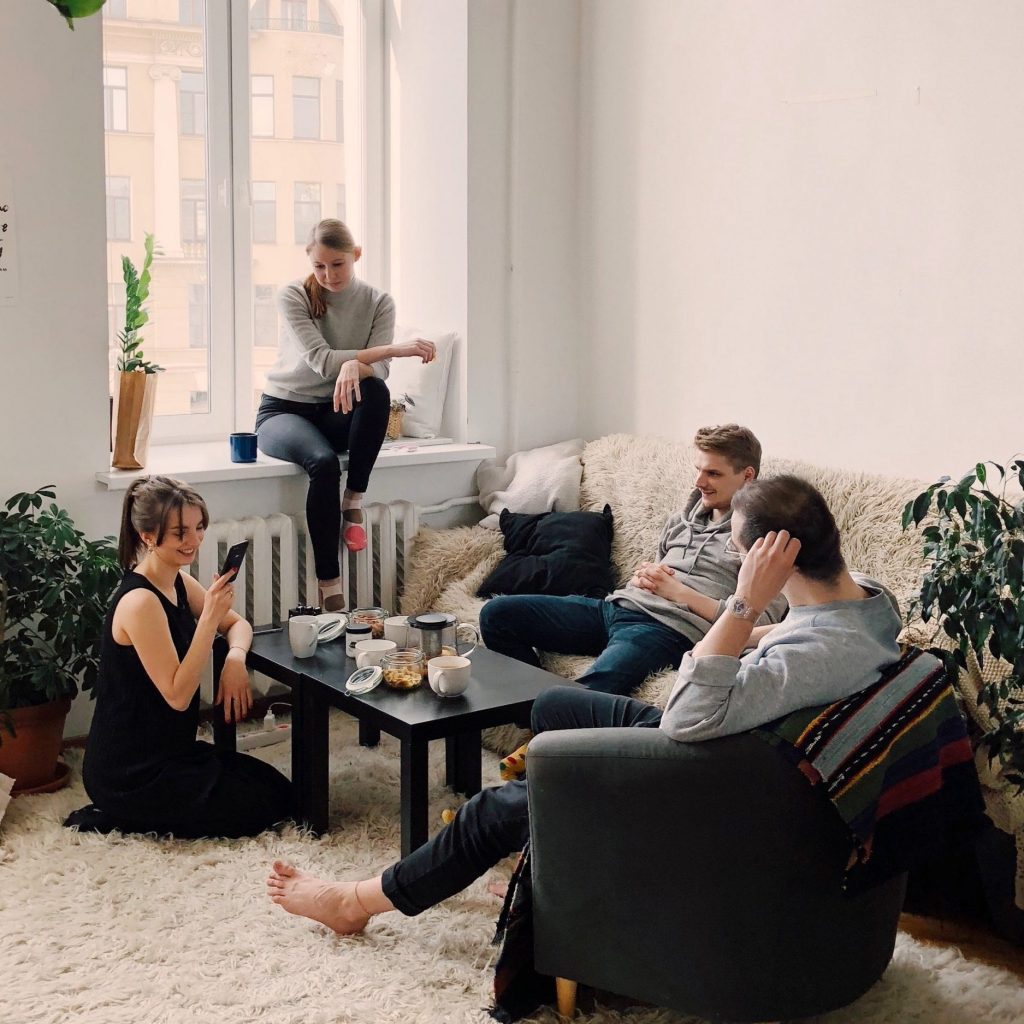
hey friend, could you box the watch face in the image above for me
[731,596,753,619]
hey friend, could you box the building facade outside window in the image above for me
[106,176,131,240]
[282,0,308,31]
[104,66,128,132]
[179,0,205,26]
[188,283,208,349]
[179,71,206,136]
[181,180,207,243]
[253,286,278,348]
[251,74,274,137]
[293,182,321,244]
[293,76,320,140]
[252,181,277,244]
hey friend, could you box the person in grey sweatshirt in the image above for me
[255,219,436,612]
[265,474,903,936]
[480,424,785,695]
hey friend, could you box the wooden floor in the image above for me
[900,913,1024,979]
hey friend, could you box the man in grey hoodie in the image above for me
[479,424,786,696]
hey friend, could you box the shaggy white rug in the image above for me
[2,714,1023,1024]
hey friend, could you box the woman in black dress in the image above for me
[66,476,291,838]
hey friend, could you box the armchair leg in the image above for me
[555,977,577,1018]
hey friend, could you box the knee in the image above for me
[359,375,390,408]
[530,689,558,733]
[479,597,512,640]
[306,450,341,482]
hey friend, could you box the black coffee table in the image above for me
[217,631,580,856]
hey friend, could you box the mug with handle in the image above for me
[288,616,320,659]
[427,655,472,698]
[355,638,397,669]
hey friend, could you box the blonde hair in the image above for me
[693,424,762,475]
[118,475,209,569]
[304,218,357,319]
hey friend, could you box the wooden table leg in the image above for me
[359,719,381,747]
[447,730,482,796]
[289,675,306,825]
[400,736,429,857]
[302,680,330,836]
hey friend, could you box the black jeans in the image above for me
[255,379,390,580]
[380,688,663,916]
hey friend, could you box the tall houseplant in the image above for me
[112,232,163,470]
[0,486,121,792]
[903,460,1024,789]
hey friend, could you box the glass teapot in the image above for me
[405,612,479,661]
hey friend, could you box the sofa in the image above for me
[399,433,1024,944]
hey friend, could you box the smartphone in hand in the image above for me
[220,540,249,579]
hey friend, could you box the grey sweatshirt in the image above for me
[263,277,394,403]
[660,573,902,742]
[607,490,787,644]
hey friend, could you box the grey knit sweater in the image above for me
[262,277,394,403]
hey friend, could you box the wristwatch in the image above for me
[726,594,760,622]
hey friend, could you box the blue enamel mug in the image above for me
[229,432,258,463]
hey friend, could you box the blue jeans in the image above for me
[380,689,661,916]
[255,379,390,581]
[479,594,693,696]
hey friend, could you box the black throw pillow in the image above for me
[477,505,616,599]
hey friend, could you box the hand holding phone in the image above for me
[220,540,249,580]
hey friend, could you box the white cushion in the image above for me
[385,326,456,438]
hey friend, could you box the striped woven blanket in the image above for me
[755,647,986,892]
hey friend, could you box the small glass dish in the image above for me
[345,666,383,695]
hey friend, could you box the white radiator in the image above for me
[187,500,424,700]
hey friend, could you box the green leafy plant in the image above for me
[903,459,1024,787]
[46,0,106,31]
[117,232,163,374]
[389,392,415,412]
[0,486,122,742]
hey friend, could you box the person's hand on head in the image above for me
[735,530,801,613]
[392,338,436,363]
[334,359,363,414]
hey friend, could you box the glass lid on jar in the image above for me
[407,612,455,630]
[345,666,383,695]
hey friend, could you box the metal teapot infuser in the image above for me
[405,612,479,661]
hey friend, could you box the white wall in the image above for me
[578,0,1023,481]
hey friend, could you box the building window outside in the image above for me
[179,71,206,136]
[181,179,207,243]
[282,0,308,30]
[252,181,276,243]
[293,76,320,140]
[105,0,127,18]
[336,183,346,222]
[251,75,274,138]
[253,286,278,348]
[294,182,321,244]
[179,0,205,26]
[335,79,344,143]
[104,66,128,132]
[188,283,208,349]
[106,176,131,240]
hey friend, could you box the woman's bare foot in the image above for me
[266,860,370,935]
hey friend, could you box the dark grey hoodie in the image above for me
[607,489,787,644]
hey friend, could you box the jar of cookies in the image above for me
[350,606,389,640]
[381,649,425,690]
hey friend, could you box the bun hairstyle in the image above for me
[731,474,845,583]
[304,218,357,319]
[118,475,210,569]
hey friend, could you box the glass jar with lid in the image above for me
[380,649,425,690]
[349,606,389,639]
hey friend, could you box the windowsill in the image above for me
[95,438,496,491]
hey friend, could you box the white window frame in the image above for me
[148,0,384,444]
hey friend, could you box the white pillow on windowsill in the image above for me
[385,326,456,439]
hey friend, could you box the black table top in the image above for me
[249,629,581,733]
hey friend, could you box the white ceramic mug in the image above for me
[383,615,410,647]
[355,638,397,669]
[288,616,320,659]
[427,655,472,698]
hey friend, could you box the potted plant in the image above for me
[112,232,163,470]
[386,392,415,440]
[0,486,121,793]
[904,459,1024,943]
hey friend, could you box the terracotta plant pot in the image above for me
[0,698,72,794]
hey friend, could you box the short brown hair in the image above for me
[732,475,845,582]
[693,424,762,475]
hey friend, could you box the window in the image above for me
[188,283,208,349]
[293,76,320,139]
[252,181,276,243]
[253,286,278,348]
[251,75,274,138]
[335,79,344,143]
[293,182,321,244]
[282,0,308,30]
[103,66,127,132]
[336,183,346,221]
[101,1,377,441]
[179,71,206,136]
[181,180,207,243]
[106,176,131,240]
[179,0,205,25]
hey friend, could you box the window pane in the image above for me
[292,76,320,140]
[105,0,127,17]
[246,1,348,422]
[102,10,211,420]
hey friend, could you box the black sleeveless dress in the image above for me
[76,571,291,838]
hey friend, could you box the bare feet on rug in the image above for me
[266,860,370,935]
